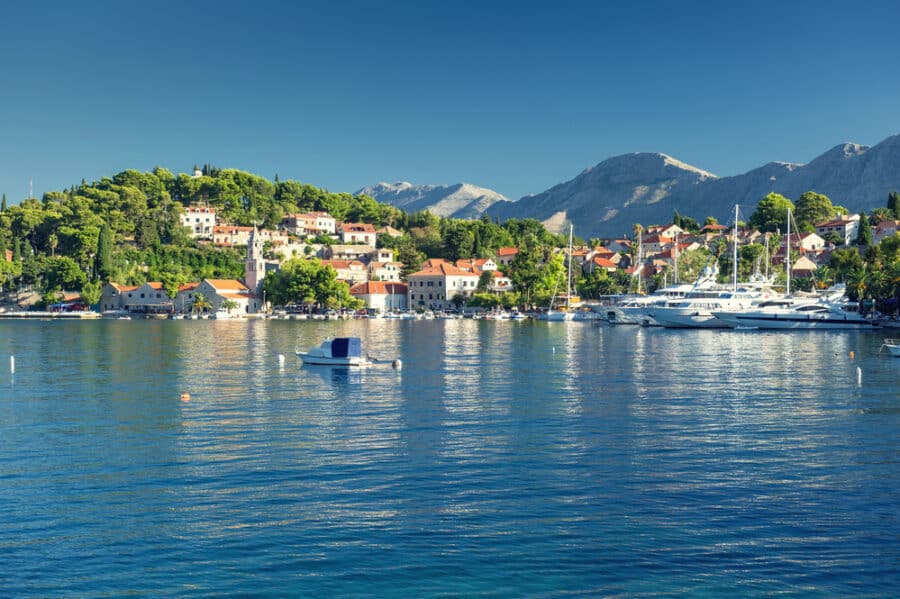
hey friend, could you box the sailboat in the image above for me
[539,224,576,321]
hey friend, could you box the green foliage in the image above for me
[263,258,360,309]
[749,193,795,233]
[888,191,900,220]
[41,256,87,291]
[80,280,103,307]
[829,247,864,279]
[794,191,835,232]
[681,217,700,232]
[95,222,113,281]
[476,270,494,293]
[855,211,872,246]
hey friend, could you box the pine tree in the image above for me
[855,211,872,246]
[888,190,900,219]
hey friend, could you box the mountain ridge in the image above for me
[358,134,900,239]
[486,134,900,238]
[356,181,509,219]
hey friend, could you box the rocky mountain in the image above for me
[357,181,510,219]
[486,134,900,239]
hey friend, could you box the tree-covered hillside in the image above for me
[0,166,566,307]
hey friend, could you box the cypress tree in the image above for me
[95,222,113,281]
[673,209,682,228]
[888,190,900,219]
[1,193,6,211]
[855,211,872,246]
[12,237,21,261]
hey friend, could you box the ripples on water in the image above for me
[0,320,898,596]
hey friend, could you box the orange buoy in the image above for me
[181,392,191,402]
[849,351,855,360]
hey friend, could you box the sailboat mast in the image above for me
[637,230,642,294]
[566,224,573,309]
[786,208,791,296]
[674,232,679,284]
[732,204,739,292]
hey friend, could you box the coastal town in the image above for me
[3,176,896,322]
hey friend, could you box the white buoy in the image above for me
[10,355,14,374]
[857,366,862,386]
[278,354,285,367]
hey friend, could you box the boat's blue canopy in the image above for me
[332,337,362,358]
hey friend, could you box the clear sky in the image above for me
[1,0,898,203]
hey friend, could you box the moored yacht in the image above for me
[711,286,879,330]
[650,288,770,328]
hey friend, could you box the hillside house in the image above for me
[180,207,216,239]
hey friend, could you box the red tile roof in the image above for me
[340,223,376,233]
[497,247,518,256]
[206,279,249,291]
[408,263,479,278]
[350,281,409,295]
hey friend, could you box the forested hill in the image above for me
[0,166,564,303]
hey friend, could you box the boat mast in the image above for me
[636,230,642,294]
[674,231,679,284]
[566,224,573,310]
[732,204,739,292]
[786,208,791,296]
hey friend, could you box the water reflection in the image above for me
[2,320,897,597]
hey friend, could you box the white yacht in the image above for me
[607,263,720,326]
[711,285,878,330]
[650,288,770,328]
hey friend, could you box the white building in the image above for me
[193,279,261,315]
[349,281,408,313]
[181,207,216,239]
[815,215,860,246]
[368,261,403,282]
[281,212,336,237]
[339,223,377,246]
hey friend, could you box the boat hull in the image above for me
[651,309,731,329]
[538,311,574,322]
[713,312,879,330]
[296,352,370,367]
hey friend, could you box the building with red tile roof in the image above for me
[350,281,408,313]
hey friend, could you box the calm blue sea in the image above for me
[0,319,898,596]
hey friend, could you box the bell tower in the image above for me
[245,226,266,295]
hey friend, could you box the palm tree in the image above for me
[192,292,211,315]
[813,265,835,290]
[846,266,868,303]
[221,298,239,315]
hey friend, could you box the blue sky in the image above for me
[1,0,898,203]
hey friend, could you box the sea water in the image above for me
[0,319,897,596]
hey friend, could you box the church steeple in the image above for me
[245,225,266,295]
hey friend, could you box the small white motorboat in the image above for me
[297,337,372,367]
[880,338,900,357]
